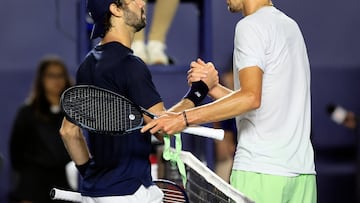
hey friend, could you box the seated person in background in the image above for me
[326,103,359,202]
[9,55,73,203]
[327,103,358,132]
[132,0,179,65]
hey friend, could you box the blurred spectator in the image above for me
[327,104,358,132]
[327,103,360,202]
[9,55,73,203]
[132,0,179,65]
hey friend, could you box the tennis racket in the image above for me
[50,188,81,202]
[50,180,188,202]
[60,85,224,140]
[155,179,189,203]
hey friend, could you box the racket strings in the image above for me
[156,181,188,203]
[92,89,137,132]
[160,188,187,203]
[62,86,143,133]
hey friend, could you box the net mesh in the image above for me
[164,150,253,203]
[61,85,143,133]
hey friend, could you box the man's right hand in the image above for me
[187,58,219,90]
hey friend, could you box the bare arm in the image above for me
[60,118,90,165]
[187,66,262,124]
[143,102,166,123]
[143,102,167,141]
[141,66,263,135]
[167,98,196,112]
[207,84,233,100]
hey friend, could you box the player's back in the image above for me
[75,41,154,197]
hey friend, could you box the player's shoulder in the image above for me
[88,41,132,62]
[14,103,35,120]
[238,6,279,25]
[97,42,147,70]
[18,103,33,112]
[125,53,147,66]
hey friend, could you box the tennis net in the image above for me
[50,149,253,203]
[165,149,253,203]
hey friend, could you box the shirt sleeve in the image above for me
[120,57,162,110]
[233,20,266,72]
[76,54,96,85]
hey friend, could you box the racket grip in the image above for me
[183,126,224,140]
[50,188,82,202]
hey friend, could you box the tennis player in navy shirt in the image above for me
[60,0,167,202]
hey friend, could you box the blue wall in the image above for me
[1,0,360,202]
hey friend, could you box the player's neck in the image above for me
[243,0,273,16]
[101,28,134,49]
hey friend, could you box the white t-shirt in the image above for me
[232,6,316,176]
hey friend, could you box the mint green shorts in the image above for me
[230,170,316,203]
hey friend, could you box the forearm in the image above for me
[168,98,194,113]
[185,90,260,125]
[208,84,233,100]
[60,118,90,165]
[62,134,90,165]
[188,67,262,124]
[143,102,167,142]
[167,83,232,113]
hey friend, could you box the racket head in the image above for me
[60,85,144,135]
[154,179,189,203]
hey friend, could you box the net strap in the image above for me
[163,134,187,187]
